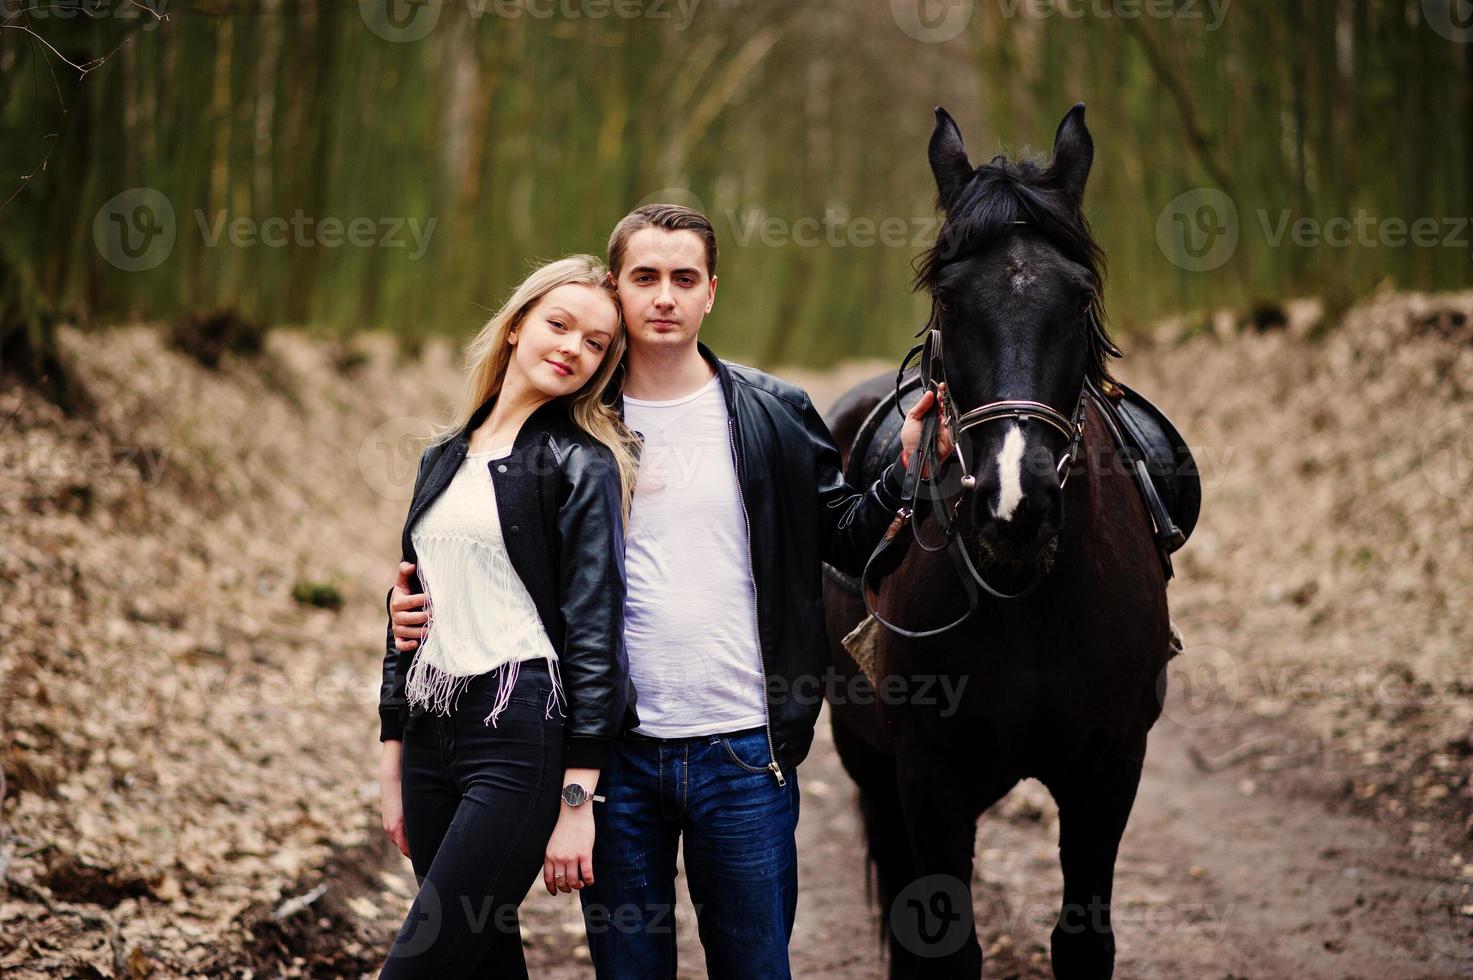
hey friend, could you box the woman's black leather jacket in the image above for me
[378,396,636,770]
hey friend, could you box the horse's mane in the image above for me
[912,152,1122,389]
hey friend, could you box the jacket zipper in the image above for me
[726,415,786,788]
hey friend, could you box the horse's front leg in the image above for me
[1046,735,1147,979]
[892,739,984,979]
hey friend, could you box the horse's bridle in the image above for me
[918,324,1089,495]
[857,301,1092,639]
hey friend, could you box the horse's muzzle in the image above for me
[967,453,1064,560]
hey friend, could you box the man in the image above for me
[388,204,945,978]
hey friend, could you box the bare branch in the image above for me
[0,24,98,74]
[0,2,170,213]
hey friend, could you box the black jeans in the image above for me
[381,659,562,978]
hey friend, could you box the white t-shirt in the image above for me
[623,374,767,737]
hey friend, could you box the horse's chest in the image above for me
[882,651,1109,750]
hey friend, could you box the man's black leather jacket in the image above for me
[378,396,636,771]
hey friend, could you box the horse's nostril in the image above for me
[976,484,1060,538]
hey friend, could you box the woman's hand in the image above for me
[543,804,595,895]
[379,740,409,858]
[899,382,955,477]
[544,767,600,895]
[391,562,429,653]
[542,801,592,896]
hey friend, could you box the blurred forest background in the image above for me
[2,0,1469,379]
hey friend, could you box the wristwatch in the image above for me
[561,783,606,807]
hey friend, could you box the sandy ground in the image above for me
[2,289,1471,977]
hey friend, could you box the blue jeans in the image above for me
[381,660,562,979]
[579,727,800,980]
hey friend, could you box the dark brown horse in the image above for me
[822,105,1175,978]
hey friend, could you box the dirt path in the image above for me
[479,698,1466,979]
[333,696,1473,978]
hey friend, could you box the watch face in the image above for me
[561,784,588,806]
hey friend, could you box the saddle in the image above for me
[841,370,1200,581]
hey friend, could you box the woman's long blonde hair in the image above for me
[431,255,639,522]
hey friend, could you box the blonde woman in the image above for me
[376,255,639,978]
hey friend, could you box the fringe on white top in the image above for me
[405,448,565,727]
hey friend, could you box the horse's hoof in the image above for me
[1049,924,1115,979]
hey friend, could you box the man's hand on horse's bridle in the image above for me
[899,381,956,479]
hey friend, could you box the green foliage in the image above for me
[971,1,1471,333]
[1,1,1469,374]
[291,580,344,612]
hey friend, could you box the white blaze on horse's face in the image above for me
[991,423,1027,522]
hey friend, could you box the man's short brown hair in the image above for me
[607,204,718,280]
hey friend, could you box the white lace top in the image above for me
[404,446,559,721]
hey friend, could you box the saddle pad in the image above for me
[1109,382,1201,547]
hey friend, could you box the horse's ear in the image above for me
[929,106,973,213]
[1050,102,1093,206]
